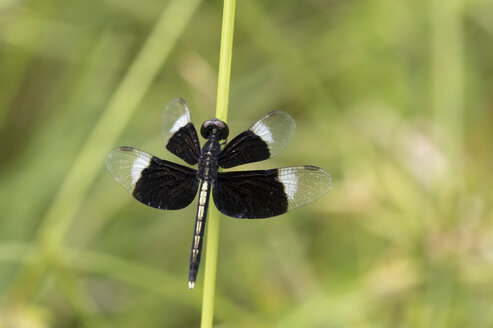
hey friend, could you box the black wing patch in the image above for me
[106,147,199,210]
[217,130,270,169]
[213,166,332,219]
[161,98,201,165]
[166,122,201,165]
[217,111,295,168]
[213,169,288,218]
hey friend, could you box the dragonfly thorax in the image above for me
[197,136,221,181]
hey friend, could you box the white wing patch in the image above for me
[247,111,295,158]
[105,147,153,193]
[131,153,152,185]
[169,111,191,134]
[251,121,274,143]
[162,98,193,146]
[278,167,298,200]
[278,166,333,211]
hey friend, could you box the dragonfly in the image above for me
[105,98,332,289]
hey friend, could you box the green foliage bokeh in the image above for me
[0,0,492,327]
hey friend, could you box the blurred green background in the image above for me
[1,0,492,327]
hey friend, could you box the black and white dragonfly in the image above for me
[105,98,332,289]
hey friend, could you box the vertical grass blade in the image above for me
[201,0,236,326]
[8,0,202,300]
[431,0,464,188]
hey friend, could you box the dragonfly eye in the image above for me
[215,120,229,140]
[200,119,229,140]
[200,120,214,138]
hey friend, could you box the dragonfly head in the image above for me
[201,119,229,140]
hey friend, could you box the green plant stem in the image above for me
[201,0,236,327]
[214,0,236,123]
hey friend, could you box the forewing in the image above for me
[217,111,295,168]
[106,147,199,210]
[161,98,201,165]
[213,166,332,218]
